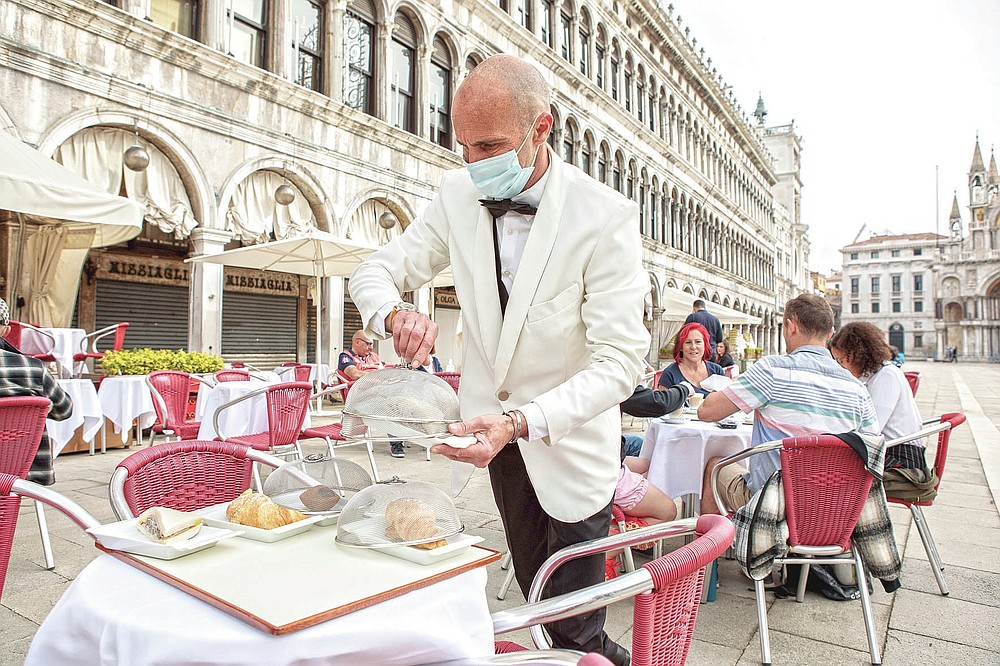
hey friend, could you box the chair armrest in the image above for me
[709,439,783,516]
[108,467,132,520]
[80,324,119,353]
[212,384,272,441]
[13,477,101,532]
[144,376,170,427]
[884,420,950,448]
[21,324,57,354]
[311,383,348,402]
[192,375,216,389]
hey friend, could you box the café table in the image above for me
[24,530,496,666]
[98,375,157,446]
[196,380,311,440]
[640,416,753,517]
[274,363,331,385]
[47,378,103,456]
[20,326,86,377]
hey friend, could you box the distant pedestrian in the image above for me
[684,299,723,362]
[952,346,959,363]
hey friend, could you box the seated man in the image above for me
[697,294,879,514]
[338,330,406,458]
[0,298,73,484]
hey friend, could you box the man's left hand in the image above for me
[429,414,513,467]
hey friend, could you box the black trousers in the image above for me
[489,443,615,655]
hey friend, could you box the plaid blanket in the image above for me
[732,432,902,593]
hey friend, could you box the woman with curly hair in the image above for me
[657,322,725,396]
[829,322,937,502]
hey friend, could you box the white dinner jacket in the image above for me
[349,151,650,522]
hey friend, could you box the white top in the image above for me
[864,362,923,446]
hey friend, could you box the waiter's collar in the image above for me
[511,166,550,209]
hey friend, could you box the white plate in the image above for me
[87,519,242,560]
[195,503,326,543]
[377,533,484,566]
[658,417,689,425]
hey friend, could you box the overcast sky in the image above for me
[674,0,1000,275]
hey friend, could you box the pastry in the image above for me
[384,497,445,548]
[226,489,307,529]
[299,485,341,512]
[136,506,203,544]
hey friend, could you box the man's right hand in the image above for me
[388,310,438,368]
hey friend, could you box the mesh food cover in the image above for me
[341,367,462,444]
[263,454,373,515]
[335,477,464,549]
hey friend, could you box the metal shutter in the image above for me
[222,292,297,368]
[305,298,363,362]
[393,13,416,47]
[347,0,376,22]
[95,280,189,350]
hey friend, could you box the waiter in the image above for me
[349,54,648,665]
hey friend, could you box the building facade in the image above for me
[1,0,805,368]
[840,233,945,359]
[933,139,1000,361]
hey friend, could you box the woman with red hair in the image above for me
[657,322,725,396]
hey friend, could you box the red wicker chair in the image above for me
[214,368,252,383]
[492,515,734,666]
[280,362,312,383]
[0,396,56,570]
[1,473,101,599]
[298,383,380,481]
[434,371,461,393]
[886,412,966,595]
[108,440,285,520]
[3,321,59,367]
[72,322,129,375]
[146,371,211,446]
[903,371,920,396]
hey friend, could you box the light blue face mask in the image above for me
[466,119,540,199]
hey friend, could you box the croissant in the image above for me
[226,490,307,529]
[384,498,446,549]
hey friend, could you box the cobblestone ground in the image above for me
[1,361,998,664]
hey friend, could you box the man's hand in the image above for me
[429,414,514,468]
[388,310,438,368]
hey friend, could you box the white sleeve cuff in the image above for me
[371,302,396,338]
[519,401,550,442]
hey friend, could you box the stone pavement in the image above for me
[2,361,999,664]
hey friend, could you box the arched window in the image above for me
[515,0,531,30]
[548,106,560,150]
[623,54,633,112]
[291,0,323,91]
[465,52,482,73]
[626,160,635,199]
[635,65,645,123]
[391,12,417,134]
[344,0,376,115]
[613,152,623,192]
[541,0,555,49]
[597,142,609,183]
[610,41,620,101]
[648,77,656,132]
[581,133,593,175]
[595,25,606,89]
[559,0,573,61]
[578,8,590,76]
[430,35,452,148]
[229,0,267,68]
[562,122,575,165]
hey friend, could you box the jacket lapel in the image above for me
[493,151,569,385]
[472,203,502,367]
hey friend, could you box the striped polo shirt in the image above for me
[723,345,879,493]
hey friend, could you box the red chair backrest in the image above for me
[434,372,461,392]
[263,382,313,448]
[633,514,735,666]
[117,440,255,516]
[148,371,194,430]
[292,364,311,383]
[0,473,22,599]
[111,322,129,352]
[2,322,23,348]
[903,371,920,397]
[929,413,966,493]
[0,396,53,478]
[215,369,251,383]
[779,435,873,551]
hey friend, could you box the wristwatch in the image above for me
[388,301,417,329]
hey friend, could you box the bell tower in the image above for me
[969,135,987,227]
[949,191,963,241]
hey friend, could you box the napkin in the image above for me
[700,374,734,392]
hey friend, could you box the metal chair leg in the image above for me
[365,441,380,482]
[252,462,263,493]
[500,551,512,570]
[35,501,55,570]
[796,562,810,602]
[853,548,882,664]
[497,564,517,600]
[754,577,772,665]
[910,505,949,595]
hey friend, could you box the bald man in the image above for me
[350,54,648,664]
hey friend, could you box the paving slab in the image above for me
[890,588,1000,652]
[734,629,873,666]
[899,557,1000,608]
[882,629,1000,665]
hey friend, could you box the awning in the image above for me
[659,285,763,325]
[0,130,143,246]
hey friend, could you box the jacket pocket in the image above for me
[526,283,581,323]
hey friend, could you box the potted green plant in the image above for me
[100,349,225,420]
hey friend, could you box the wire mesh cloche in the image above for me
[335,478,465,549]
[340,367,474,447]
[263,455,373,515]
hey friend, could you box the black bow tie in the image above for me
[479,198,538,219]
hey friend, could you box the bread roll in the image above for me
[226,490,307,529]
[136,507,203,544]
[299,485,341,512]
[384,498,444,548]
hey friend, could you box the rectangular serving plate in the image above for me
[195,503,327,543]
[87,518,242,560]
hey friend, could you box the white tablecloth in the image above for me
[274,363,331,385]
[24,555,493,666]
[640,418,753,499]
[98,376,157,443]
[20,327,86,376]
[196,381,311,440]
[46,379,103,457]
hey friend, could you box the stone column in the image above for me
[417,44,431,141]
[324,276,345,368]
[325,0,347,101]
[202,0,227,53]
[269,0,292,80]
[188,228,232,355]
[377,21,394,123]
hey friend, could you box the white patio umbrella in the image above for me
[185,230,378,391]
